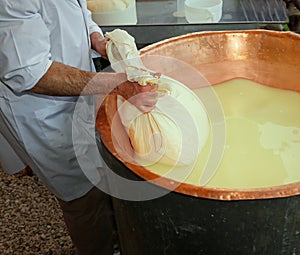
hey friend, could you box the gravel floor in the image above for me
[0,167,75,255]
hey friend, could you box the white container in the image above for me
[87,0,137,26]
[185,0,223,23]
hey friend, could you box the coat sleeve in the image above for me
[0,1,52,93]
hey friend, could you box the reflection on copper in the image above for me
[97,30,300,201]
[227,34,248,60]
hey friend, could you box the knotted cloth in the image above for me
[105,29,209,166]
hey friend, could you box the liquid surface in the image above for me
[145,79,300,189]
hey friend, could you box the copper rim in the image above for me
[97,30,300,201]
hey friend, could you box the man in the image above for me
[0,0,157,254]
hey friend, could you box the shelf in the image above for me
[98,0,288,45]
[135,0,288,25]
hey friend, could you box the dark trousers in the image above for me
[57,187,115,255]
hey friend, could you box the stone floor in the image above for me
[0,167,75,255]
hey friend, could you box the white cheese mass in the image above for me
[105,29,209,167]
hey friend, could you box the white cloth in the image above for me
[106,29,159,86]
[0,0,104,201]
[106,29,209,167]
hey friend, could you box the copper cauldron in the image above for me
[96,30,300,255]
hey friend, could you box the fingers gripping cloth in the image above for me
[105,29,209,166]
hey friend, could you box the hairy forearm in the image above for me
[30,62,126,96]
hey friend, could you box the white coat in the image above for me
[0,0,105,201]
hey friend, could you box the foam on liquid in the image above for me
[145,78,300,189]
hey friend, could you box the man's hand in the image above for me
[116,81,158,113]
[129,82,158,113]
[91,32,108,59]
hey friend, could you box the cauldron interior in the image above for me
[97,30,300,200]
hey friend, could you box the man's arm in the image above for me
[29,24,157,111]
[29,62,126,96]
[30,62,157,112]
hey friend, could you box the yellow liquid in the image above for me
[145,79,300,189]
